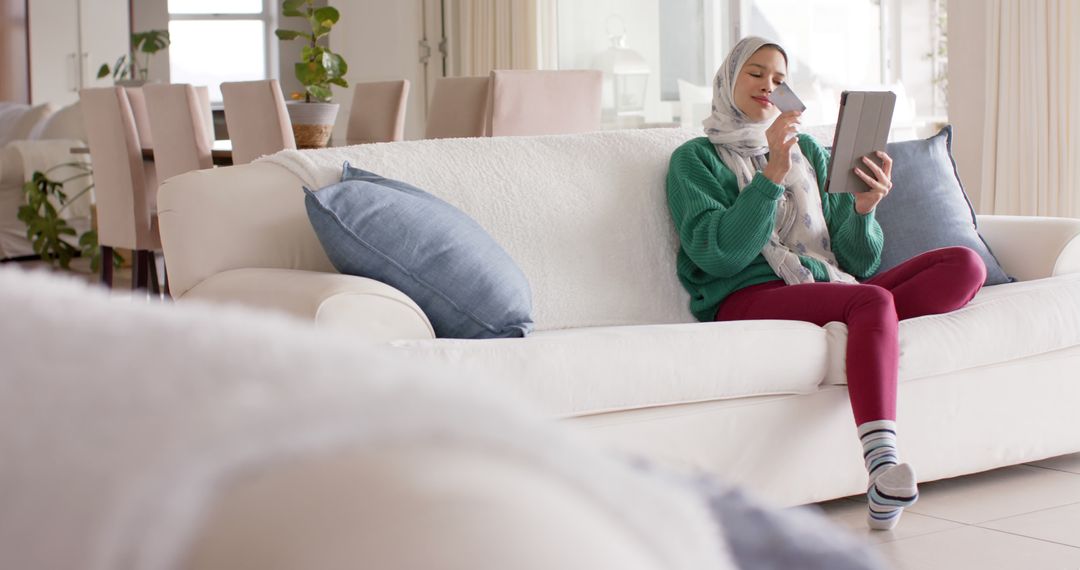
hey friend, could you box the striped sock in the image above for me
[858,420,918,530]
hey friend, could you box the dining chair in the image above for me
[220,79,296,165]
[346,80,410,145]
[143,84,213,183]
[424,76,491,139]
[79,87,163,296]
[124,86,154,149]
[485,70,603,137]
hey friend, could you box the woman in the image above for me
[666,36,986,530]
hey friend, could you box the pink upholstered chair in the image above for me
[79,87,163,294]
[485,70,603,137]
[124,87,154,149]
[346,80,410,145]
[143,84,213,184]
[424,76,491,139]
[220,79,296,165]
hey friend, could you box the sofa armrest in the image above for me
[977,215,1080,280]
[181,268,435,341]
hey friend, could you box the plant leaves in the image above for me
[306,84,332,102]
[313,6,340,25]
[282,0,307,17]
[275,29,305,41]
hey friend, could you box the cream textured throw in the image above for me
[704,36,855,284]
[0,267,734,570]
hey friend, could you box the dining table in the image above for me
[70,140,236,167]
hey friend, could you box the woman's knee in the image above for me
[851,284,895,313]
[941,246,987,281]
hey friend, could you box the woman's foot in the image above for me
[867,462,919,530]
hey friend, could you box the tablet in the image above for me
[824,91,896,194]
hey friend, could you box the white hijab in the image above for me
[704,36,855,285]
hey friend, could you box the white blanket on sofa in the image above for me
[259,129,703,331]
[0,267,735,570]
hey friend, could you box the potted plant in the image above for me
[276,0,349,148]
[97,30,171,87]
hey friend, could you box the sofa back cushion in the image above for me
[253,129,701,330]
[873,126,1012,285]
[305,164,533,339]
[0,103,54,147]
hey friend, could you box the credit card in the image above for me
[770,82,806,113]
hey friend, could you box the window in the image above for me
[556,0,945,138]
[167,0,276,102]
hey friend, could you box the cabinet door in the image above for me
[78,0,129,90]
[29,0,81,105]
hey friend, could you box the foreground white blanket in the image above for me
[0,267,731,570]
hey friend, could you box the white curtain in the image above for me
[445,0,556,76]
[980,0,1080,217]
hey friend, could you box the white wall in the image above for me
[132,0,169,84]
[946,0,988,211]
[330,0,427,140]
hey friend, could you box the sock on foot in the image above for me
[858,420,918,530]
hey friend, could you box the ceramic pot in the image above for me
[286,101,340,149]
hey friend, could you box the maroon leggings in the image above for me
[715,246,987,425]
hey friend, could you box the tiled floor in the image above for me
[816,453,1080,570]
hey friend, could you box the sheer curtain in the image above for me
[980,0,1080,217]
[444,0,557,77]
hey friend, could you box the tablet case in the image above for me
[824,91,896,194]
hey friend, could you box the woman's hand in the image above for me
[762,111,802,185]
[853,151,893,215]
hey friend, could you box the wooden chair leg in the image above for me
[100,246,113,288]
[162,260,171,299]
[132,250,148,291]
[148,251,161,296]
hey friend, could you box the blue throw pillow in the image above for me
[304,163,534,339]
[873,126,1012,285]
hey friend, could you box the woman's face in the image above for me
[732,47,788,122]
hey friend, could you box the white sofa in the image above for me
[0,101,91,260]
[158,128,1080,506]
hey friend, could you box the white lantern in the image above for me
[592,32,649,125]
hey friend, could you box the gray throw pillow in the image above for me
[304,163,534,339]
[873,126,1012,285]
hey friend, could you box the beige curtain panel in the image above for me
[445,0,556,77]
[981,0,1080,217]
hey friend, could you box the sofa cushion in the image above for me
[304,163,534,339]
[823,273,1080,385]
[0,103,54,147]
[391,319,828,417]
[873,126,1012,285]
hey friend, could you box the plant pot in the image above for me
[286,101,340,149]
[115,79,147,88]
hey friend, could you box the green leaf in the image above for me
[324,52,346,79]
[295,61,324,87]
[275,29,305,41]
[329,77,349,88]
[306,84,332,102]
[97,63,110,79]
[137,30,170,54]
[282,0,307,17]
[301,45,324,62]
[313,6,340,25]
